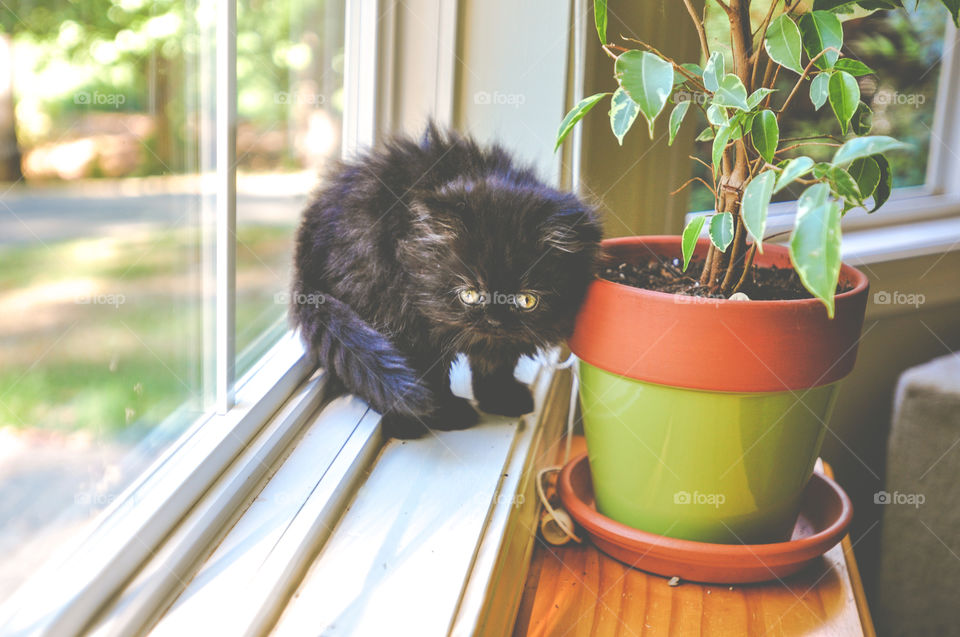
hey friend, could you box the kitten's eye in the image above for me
[459,288,482,305]
[514,292,539,311]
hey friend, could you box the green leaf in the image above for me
[851,102,873,136]
[709,212,735,252]
[675,64,704,85]
[813,162,832,179]
[703,51,724,92]
[828,71,860,134]
[764,14,804,74]
[799,11,843,69]
[826,165,863,205]
[938,0,959,28]
[847,156,880,200]
[728,111,756,141]
[871,154,892,211]
[712,124,732,172]
[555,92,609,151]
[814,0,903,10]
[832,135,909,166]
[713,74,750,111]
[747,87,776,109]
[615,51,674,137]
[696,127,716,142]
[774,156,816,193]
[742,170,777,252]
[789,183,843,317]
[751,110,779,164]
[810,73,830,110]
[681,215,707,271]
[857,0,905,9]
[668,100,691,146]
[594,0,607,43]
[609,88,640,145]
[834,58,874,76]
[707,104,728,126]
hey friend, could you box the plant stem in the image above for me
[732,243,758,293]
[775,141,841,155]
[707,0,754,295]
[720,214,747,292]
[683,0,711,58]
[700,242,716,286]
[777,47,841,121]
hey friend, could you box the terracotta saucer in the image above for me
[557,453,853,584]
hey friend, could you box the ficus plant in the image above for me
[557,0,959,317]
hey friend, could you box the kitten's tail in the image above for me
[290,287,433,418]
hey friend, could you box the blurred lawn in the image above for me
[0,224,295,436]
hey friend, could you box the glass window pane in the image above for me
[234,0,345,374]
[687,1,947,212]
[0,0,207,602]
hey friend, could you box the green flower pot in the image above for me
[569,236,869,544]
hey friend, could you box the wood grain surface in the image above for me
[512,438,876,637]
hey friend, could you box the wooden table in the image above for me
[512,439,875,636]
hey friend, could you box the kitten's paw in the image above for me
[381,412,430,439]
[475,377,534,417]
[380,397,479,438]
[430,396,480,431]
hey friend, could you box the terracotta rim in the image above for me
[568,236,870,392]
[558,453,853,570]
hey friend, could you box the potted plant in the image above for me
[557,0,958,544]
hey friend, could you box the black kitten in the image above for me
[291,124,601,438]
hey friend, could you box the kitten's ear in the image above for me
[539,197,602,254]
[408,191,465,246]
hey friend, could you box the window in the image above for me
[0,0,345,607]
[0,1,582,634]
[687,0,959,232]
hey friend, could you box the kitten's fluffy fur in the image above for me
[292,125,601,438]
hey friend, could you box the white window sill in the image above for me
[139,355,562,637]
